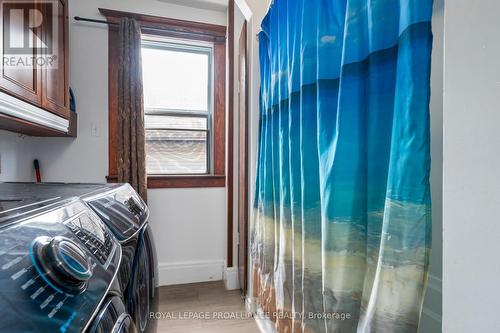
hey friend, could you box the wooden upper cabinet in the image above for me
[41,0,69,118]
[0,0,42,105]
[0,0,69,119]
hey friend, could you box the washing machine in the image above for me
[0,191,129,332]
[0,182,158,333]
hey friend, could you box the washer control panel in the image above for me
[0,200,121,333]
[65,211,114,264]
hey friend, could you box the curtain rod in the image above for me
[74,16,226,41]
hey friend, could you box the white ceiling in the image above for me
[157,0,229,12]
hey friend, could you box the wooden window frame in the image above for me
[101,8,227,189]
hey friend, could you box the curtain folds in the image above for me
[251,1,433,332]
[117,18,148,201]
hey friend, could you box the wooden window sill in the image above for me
[107,175,226,188]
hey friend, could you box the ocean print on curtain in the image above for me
[251,0,433,332]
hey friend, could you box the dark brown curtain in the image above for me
[117,17,147,201]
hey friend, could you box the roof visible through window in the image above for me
[141,39,214,175]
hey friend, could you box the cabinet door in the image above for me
[41,0,69,118]
[0,0,42,105]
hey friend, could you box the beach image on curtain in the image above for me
[251,0,433,332]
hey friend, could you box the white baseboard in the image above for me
[158,260,224,286]
[223,267,240,290]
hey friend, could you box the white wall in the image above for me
[1,0,228,286]
[149,188,226,285]
[443,1,500,332]
[0,131,36,182]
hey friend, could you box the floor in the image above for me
[156,281,260,333]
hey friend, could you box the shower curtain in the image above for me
[251,0,433,332]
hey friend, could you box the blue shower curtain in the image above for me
[251,0,433,332]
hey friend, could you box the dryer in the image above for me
[82,184,158,333]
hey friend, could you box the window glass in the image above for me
[142,47,209,112]
[142,41,212,175]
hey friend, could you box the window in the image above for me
[142,39,213,175]
[104,9,227,188]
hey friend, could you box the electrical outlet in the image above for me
[91,123,101,137]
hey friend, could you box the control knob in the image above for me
[31,236,92,293]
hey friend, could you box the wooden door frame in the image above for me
[227,0,235,269]
[237,20,249,294]
[227,0,251,295]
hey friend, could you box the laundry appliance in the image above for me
[0,183,158,333]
